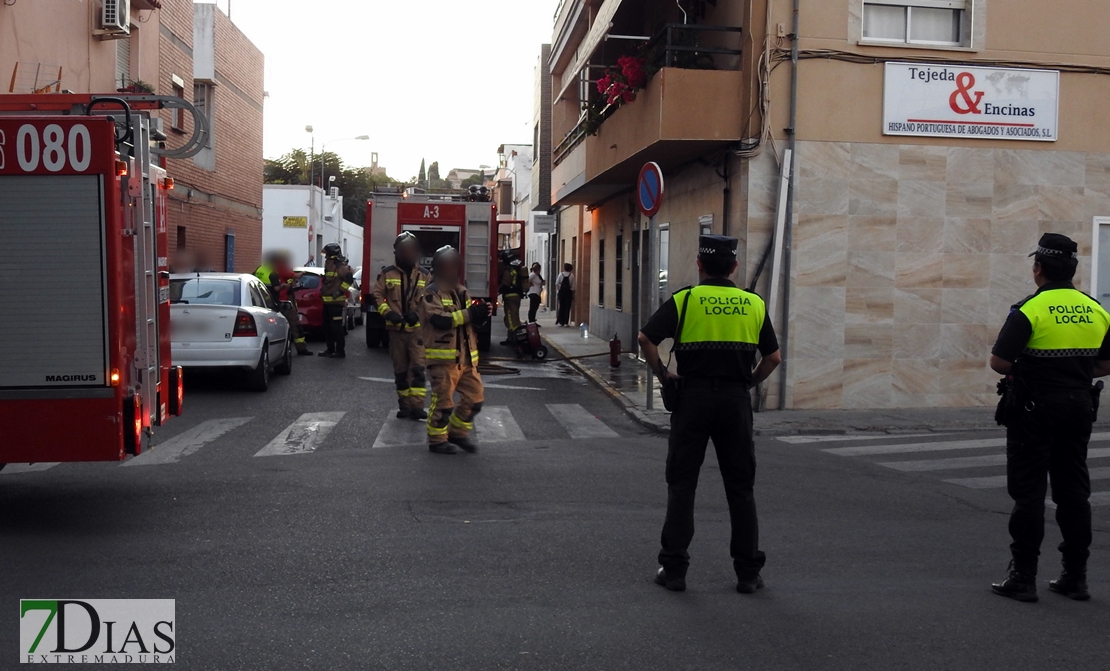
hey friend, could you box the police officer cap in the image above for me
[1029,233,1078,260]
[698,235,738,259]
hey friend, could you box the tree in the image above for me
[428,161,441,182]
[460,172,487,189]
[418,159,427,185]
[264,147,400,224]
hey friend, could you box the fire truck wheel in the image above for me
[274,341,294,376]
[247,348,271,392]
[355,313,365,327]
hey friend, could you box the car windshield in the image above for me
[297,274,321,290]
[170,278,241,306]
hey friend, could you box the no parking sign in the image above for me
[637,162,664,218]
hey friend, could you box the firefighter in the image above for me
[421,245,492,455]
[319,243,354,359]
[373,232,431,420]
[499,255,525,345]
[255,251,312,356]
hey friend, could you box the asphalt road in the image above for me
[2,324,1109,670]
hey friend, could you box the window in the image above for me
[171,80,186,130]
[863,1,968,46]
[116,36,131,88]
[176,226,186,250]
[533,124,540,163]
[598,239,606,307]
[615,234,624,311]
[170,279,241,307]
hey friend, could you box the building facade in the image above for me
[547,0,1110,410]
[1,0,265,273]
[262,185,363,271]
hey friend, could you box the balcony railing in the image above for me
[553,23,742,167]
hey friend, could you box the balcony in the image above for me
[552,24,744,206]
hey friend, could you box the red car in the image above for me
[293,267,325,333]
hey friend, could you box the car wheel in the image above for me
[274,340,293,376]
[355,314,364,326]
[247,347,270,392]
[380,329,390,348]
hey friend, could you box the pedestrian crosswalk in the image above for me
[0,404,626,476]
[783,432,1110,507]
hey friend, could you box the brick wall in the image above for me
[157,0,264,272]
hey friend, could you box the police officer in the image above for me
[255,250,312,356]
[319,243,354,359]
[421,246,492,455]
[638,235,782,594]
[990,233,1110,602]
[373,232,431,420]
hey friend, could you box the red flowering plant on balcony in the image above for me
[596,55,648,106]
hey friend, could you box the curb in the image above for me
[542,335,670,435]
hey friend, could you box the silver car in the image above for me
[170,274,293,392]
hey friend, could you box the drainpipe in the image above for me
[719,154,731,237]
[778,0,800,411]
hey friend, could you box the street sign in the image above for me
[637,162,664,217]
[533,214,556,234]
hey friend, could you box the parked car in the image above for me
[346,267,364,330]
[292,267,325,334]
[170,273,293,392]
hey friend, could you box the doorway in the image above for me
[1093,217,1110,306]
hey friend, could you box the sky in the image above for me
[211,0,559,180]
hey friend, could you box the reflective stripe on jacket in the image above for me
[322,258,353,303]
[1019,288,1110,357]
[371,264,430,331]
[421,283,480,366]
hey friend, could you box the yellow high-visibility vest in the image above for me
[673,284,765,351]
[1019,288,1110,357]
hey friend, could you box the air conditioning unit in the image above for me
[99,0,131,37]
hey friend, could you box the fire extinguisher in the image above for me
[609,333,622,368]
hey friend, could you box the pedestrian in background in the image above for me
[555,263,574,327]
[989,233,1110,603]
[638,235,781,594]
[319,243,354,359]
[527,262,545,323]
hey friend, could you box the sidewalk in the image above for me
[536,314,1082,436]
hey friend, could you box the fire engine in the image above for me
[361,189,525,352]
[0,93,210,470]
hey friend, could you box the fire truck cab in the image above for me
[361,192,525,353]
[0,94,208,468]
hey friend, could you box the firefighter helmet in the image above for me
[432,245,461,273]
[322,243,343,258]
[394,231,419,250]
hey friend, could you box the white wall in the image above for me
[262,185,362,269]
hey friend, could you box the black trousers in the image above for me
[527,294,541,323]
[659,379,765,579]
[1006,388,1093,574]
[556,290,573,325]
[323,303,346,355]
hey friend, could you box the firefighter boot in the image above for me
[448,436,479,454]
[991,561,1038,602]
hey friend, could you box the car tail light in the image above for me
[124,394,143,456]
[169,366,183,416]
[233,310,258,337]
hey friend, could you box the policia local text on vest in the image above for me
[638,235,782,595]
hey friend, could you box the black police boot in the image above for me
[409,408,428,421]
[449,436,479,453]
[318,350,334,357]
[429,442,458,455]
[654,567,686,592]
[1049,569,1090,601]
[737,574,765,594]
[991,561,1038,602]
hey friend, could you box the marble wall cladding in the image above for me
[784,140,1110,410]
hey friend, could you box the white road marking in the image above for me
[824,432,1110,457]
[778,433,941,445]
[880,447,1110,472]
[373,413,426,448]
[358,376,544,391]
[123,418,252,466]
[546,404,619,440]
[254,412,345,457]
[0,462,59,475]
[476,407,526,443]
[944,467,1110,490]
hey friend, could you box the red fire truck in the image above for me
[360,191,525,352]
[0,94,208,469]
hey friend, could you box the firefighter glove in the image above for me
[403,311,420,326]
[385,311,404,325]
[467,302,488,325]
